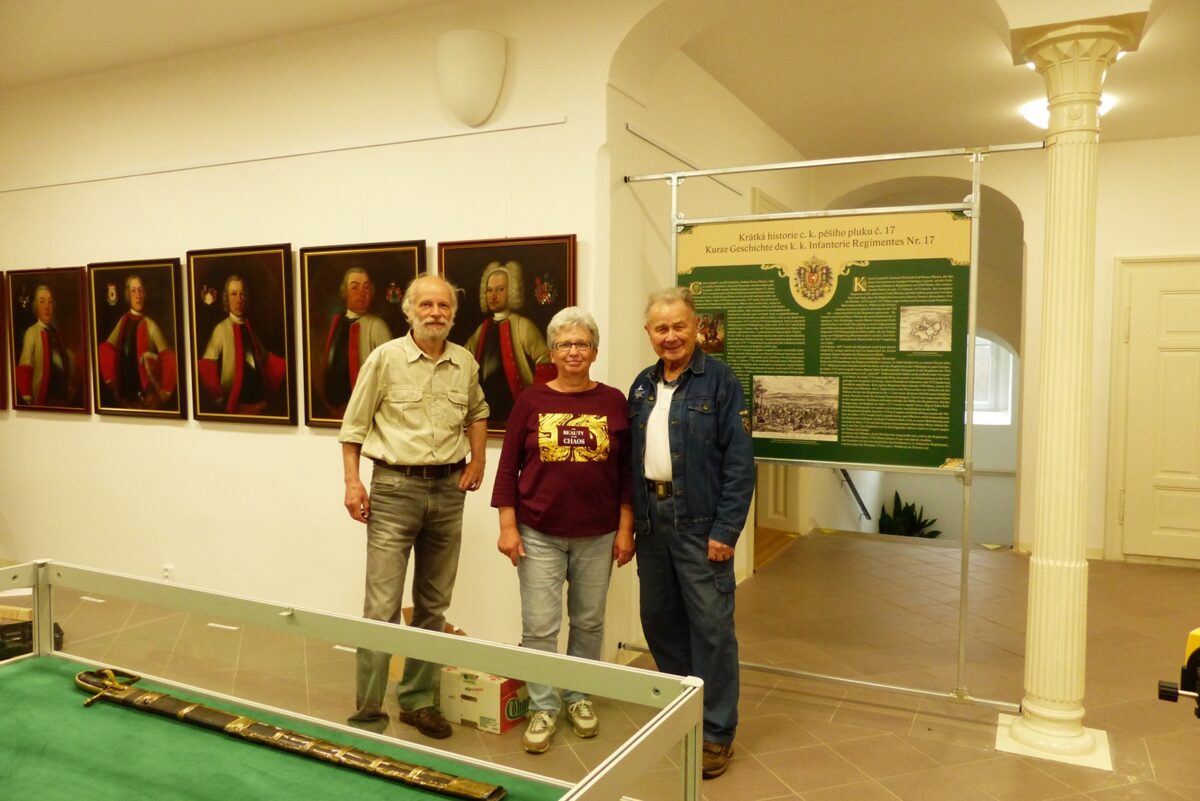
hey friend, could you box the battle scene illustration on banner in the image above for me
[677,211,972,470]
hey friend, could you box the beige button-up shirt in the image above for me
[338,333,489,466]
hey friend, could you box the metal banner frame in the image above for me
[626,142,1043,714]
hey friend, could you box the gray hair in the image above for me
[547,306,600,349]
[123,274,144,303]
[479,261,525,312]
[221,274,245,314]
[401,274,459,317]
[339,267,371,298]
[644,286,695,324]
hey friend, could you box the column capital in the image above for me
[1012,14,1143,137]
[1010,12,1144,71]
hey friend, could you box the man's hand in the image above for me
[462,418,487,491]
[497,525,525,566]
[458,458,485,492]
[707,539,734,562]
[344,480,370,523]
[613,528,635,567]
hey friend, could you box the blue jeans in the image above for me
[354,468,465,716]
[517,524,615,714]
[637,492,739,744]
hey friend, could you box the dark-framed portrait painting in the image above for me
[439,234,575,433]
[87,258,186,418]
[4,267,91,414]
[299,240,424,427]
[0,272,7,410]
[187,244,296,425]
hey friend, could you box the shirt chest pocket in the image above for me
[687,397,716,441]
[431,388,469,429]
[386,387,423,405]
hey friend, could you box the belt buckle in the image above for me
[654,481,670,499]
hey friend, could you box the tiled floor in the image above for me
[9,532,1200,800]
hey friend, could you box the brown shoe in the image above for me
[702,741,734,778]
[398,706,452,739]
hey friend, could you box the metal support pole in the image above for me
[34,560,53,655]
[669,174,682,287]
[955,151,985,697]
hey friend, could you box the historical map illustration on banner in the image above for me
[677,210,972,470]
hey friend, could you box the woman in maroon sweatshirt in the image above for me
[492,306,634,754]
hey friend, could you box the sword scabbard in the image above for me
[76,669,506,801]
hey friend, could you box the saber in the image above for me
[76,669,506,801]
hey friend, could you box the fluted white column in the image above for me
[1007,20,1137,759]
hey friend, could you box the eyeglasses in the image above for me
[551,341,594,353]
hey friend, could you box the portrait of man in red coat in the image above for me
[97,274,178,410]
[198,274,287,417]
[464,261,556,429]
[8,267,90,413]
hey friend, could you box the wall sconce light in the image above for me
[435,29,507,127]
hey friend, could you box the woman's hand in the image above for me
[498,525,525,566]
[613,528,635,567]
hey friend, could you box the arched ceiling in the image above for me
[681,0,1198,157]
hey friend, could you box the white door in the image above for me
[1119,257,1200,560]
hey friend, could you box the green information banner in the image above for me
[677,210,972,470]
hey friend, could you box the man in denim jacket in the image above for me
[628,286,755,779]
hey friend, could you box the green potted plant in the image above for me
[878,491,941,538]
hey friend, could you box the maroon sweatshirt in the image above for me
[491,382,632,537]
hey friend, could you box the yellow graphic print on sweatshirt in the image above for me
[538,413,610,462]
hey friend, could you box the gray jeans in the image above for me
[516,524,615,714]
[354,468,465,716]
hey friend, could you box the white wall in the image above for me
[0,0,818,663]
[0,0,654,649]
[879,417,1019,546]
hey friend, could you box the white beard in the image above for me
[410,316,453,341]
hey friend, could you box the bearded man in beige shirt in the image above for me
[339,274,488,739]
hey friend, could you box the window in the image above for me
[972,335,1014,426]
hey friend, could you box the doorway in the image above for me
[1108,256,1200,561]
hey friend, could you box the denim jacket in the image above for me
[627,348,755,546]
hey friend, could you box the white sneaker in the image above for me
[566,699,599,738]
[522,710,557,753]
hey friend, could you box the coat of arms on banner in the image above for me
[794,257,833,302]
[761,257,856,311]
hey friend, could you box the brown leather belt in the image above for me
[648,480,674,499]
[373,459,465,479]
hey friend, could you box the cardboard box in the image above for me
[439,666,528,734]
